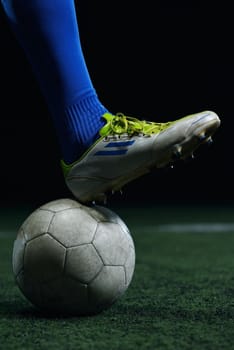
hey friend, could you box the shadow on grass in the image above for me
[0,299,103,320]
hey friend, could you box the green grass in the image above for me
[1,205,234,350]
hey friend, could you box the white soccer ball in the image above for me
[12,198,135,315]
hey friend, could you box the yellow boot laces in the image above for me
[99,113,173,137]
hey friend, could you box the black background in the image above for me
[0,1,232,208]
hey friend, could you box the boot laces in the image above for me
[100,113,172,137]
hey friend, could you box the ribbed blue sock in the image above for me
[1,0,108,164]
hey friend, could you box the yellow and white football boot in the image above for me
[61,110,221,203]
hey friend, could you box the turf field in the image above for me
[1,204,234,350]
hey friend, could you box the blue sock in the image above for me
[1,0,108,164]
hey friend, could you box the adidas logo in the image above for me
[94,140,135,156]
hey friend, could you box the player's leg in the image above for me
[1,0,107,164]
[1,1,221,204]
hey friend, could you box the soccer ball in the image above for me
[12,198,135,316]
